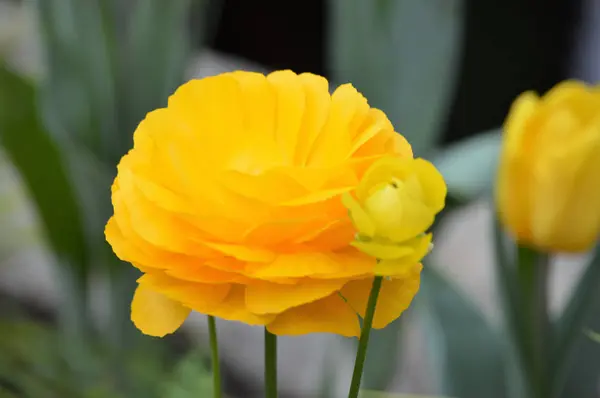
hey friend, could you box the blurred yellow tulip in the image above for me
[496,81,600,252]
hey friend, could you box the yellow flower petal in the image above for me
[294,73,331,165]
[350,239,414,260]
[341,265,421,329]
[411,159,447,213]
[267,70,305,164]
[307,83,362,167]
[363,182,434,242]
[139,273,231,311]
[210,285,275,326]
[267,293,360,337]
[342,192,376,237]
[374,237,431,277]
[131,283,191,337]
[245,279,347,314]
[249,250,375,279]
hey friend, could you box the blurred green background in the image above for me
[0,1,598,397]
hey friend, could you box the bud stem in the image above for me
[348,275,383,398]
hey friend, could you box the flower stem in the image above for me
[265,328,278,398]
[208,316,222,398]
[516,246,550,398]
[348,276,383,398]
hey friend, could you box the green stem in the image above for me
[265,328,278,398]
[516,246,550,398]
[550,245,600,397]
[348,276,383,398]
[208,316,222,398]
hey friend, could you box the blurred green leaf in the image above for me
[584,329,600,344]
[36,0,118,161]
[162,349,213,398]
[432,129,501,201]
[420,266,506,398]
[122,0,193,140]
[555,247,600,398]
[362,320,404,391]
[0,65,88,278]
[360,391,455,398]
[329,0,464,156]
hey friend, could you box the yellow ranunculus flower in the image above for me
[497,81,600,252]
[105,70,428,338]
[342,157,446,275]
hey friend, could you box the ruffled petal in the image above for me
[245,279,347,314]
[248,250,375,279]
[267,293,360,337]
[342,193,376,237]
[209,285,275,325]
[139,273,231,311]
[341,264,421,329]
[131,283,191,337]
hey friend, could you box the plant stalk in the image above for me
[348,276,383,398]
[265,328,278,398]
[208,316,222,398]
[516,246,550,398]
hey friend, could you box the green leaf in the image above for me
[0,65,88,278]
[162,349,213,398]
[120,0,194,146]
[35,0,119,162]
[360,392,455,398]
[420,266,506,398]
[329,0,464,155]
[362,320,405,391]
[554,246,600,398]
[432,129,502,201]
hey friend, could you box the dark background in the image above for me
[210,0,582,146]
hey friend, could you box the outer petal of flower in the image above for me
[373,234,432,276]
[351,239,414,260]
[245,279,347,314]
[341,265,421,329]
[131,283,191,337]
[342,193,376,237]
[139,273,231,311]
[209,285,275,325]
[412,159,447,213]
[266,293,360,337]
[248,250,375,279]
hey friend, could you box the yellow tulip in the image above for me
[342,157,446,276]
[497,81,600,252]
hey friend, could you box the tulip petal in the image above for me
[131,283,191,337]
[245,279,347,314]
[267,293,360,337]
[341,265,421,329]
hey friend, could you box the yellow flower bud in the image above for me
[342,157,446,275]
[497,81,600,252]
